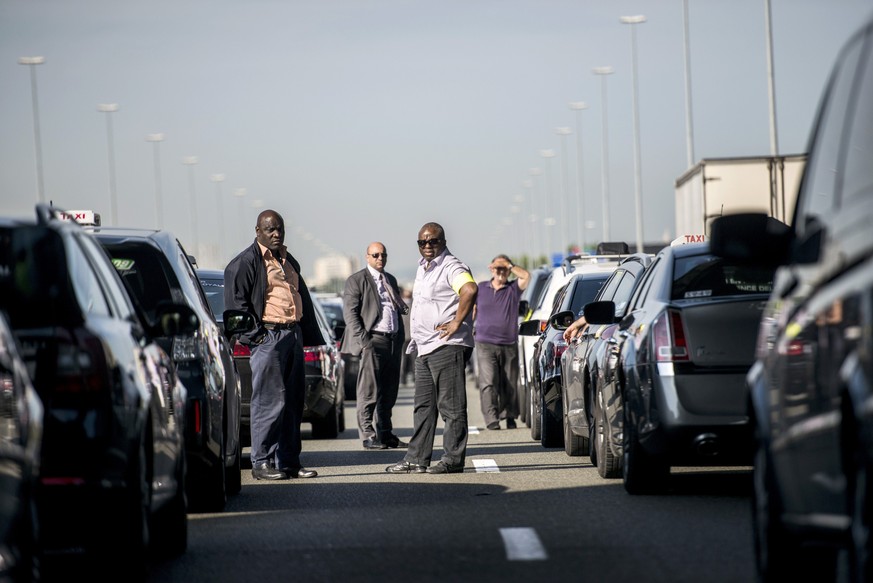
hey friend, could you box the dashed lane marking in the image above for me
[468,426,480,435]
[500,527,548,561]
[473,459,500,473]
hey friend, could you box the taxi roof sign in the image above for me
[54,209,101,226]
[671,234,706,246]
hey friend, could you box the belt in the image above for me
[372,331,397,338]
[262,321,297,330]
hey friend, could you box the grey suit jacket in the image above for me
[339,268,406,357]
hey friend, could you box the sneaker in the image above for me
[486,421,500,430]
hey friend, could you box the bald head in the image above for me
[366,241,388,272]
[255,209,285,252]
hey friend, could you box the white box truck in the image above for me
[674,154,806,237]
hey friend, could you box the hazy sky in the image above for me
[2,0,871,284]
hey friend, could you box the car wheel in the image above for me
[845,407,871,583]
[563,412,586,456]
[151,448,188,558]
[540,385,563,448]
[517,380,527,425]
[530,385,541,441]
[312,404,339,439]
[622,406,668,494]
[113,431,150,580]
[338,401,346,433]
[192,440,227,513]
[595,386,620,479]
[226,437,242,496]
[522,381,531,428]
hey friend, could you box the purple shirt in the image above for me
[474,279,522,345]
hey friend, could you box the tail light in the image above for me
[233,341,251,357]
[652,309,689,362]
[54,331,110,396]
[304,346,324,363]
[552,340,568,367]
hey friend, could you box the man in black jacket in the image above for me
[224,209,324,480]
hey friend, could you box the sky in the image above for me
[2,0,871,285]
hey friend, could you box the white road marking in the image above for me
[500,527,548,561]
[468,426,480,435]
[473,459,500,473]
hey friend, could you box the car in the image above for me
[316,294,359,402]
[0,310,43,582]
[197,271,346,441]
[556,253,653,469]
[517,250,626,431]
[515,266,551,425]
[0,205,192,576]
[584,240,775,495]
[521,270,611,448]
[87,228,243,512]
[708,15,873,582]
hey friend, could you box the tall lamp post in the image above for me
[621,14,647,253]
[569,102,588,251]
[233,187,247,250]
[210,173,226,265]
[18,56,46,204]
[681,0,695,168]
[145,133,165,228]
[182,156,200,260]
[593,66,614,242]
[555,127,572,253]
[97,103,120,225]
[764,0,779,156]
[528,168,544,262]
[540,149,557,261]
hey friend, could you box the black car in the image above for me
[88,228,243,512]
[557,253,653,465]
[520,269,611,448]
[710,15,873,582]
[0,310,43,582]
[197,270,346,441]
[0,206,191,576]
[584,241,775,494]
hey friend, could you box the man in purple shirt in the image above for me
[473,254,530,430]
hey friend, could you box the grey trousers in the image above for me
[476,342,520,425]
[404,345,471,468]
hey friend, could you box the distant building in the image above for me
[311,254,358,294]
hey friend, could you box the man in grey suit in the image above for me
[340,242,409,450]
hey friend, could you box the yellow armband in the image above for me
[451,272,476,294]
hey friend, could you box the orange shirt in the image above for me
[257,241,302,324]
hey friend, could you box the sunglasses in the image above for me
[417,238,444,248]
[369,253,388,259]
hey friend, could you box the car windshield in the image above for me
[101,243,183,323]
[199,276,225,321]
[671,254,774,300]
[570,277,608,315]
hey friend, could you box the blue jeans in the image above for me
[405,345,471,468]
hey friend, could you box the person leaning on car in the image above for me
[340,241,409,450]
[224,209,323,481]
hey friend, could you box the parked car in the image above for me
[709,15,873,582]
[584,240,775,494]
[557,253,653,469]
[88,228,243,511]
[316,294,359,402]
[518,251,624,431]
[0,206,191,576]
[516,266,551,425]
[0,310,43,582]
[521,270,611,448]
[197,271,346,440]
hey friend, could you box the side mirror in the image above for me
[583,301,616,326]
[223,309,256,337]
[153,302,199,337]
[518,319,542,336]
[709,213,791,267]
[549,310,576,330]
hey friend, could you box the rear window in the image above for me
[569,277,608,315]
[100,243,183,323]
[198,276,225,321]
[672,254,774,300]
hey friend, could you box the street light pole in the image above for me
[233,187,247,251]
[97,103,120,225]
[555,127,572,254]
[593,66,614,242]
[569,102,588,251]
[18,56,46,204]
[528,168,544,262]
[145,133,165,229]
[682,0,696,168]
[540,149,557,261]
[621,14,647,253]
[210,173,226,265]
[764,0,779,156]
[182,156,200,260]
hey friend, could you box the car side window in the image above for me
[629,256,660,310]
[613,271,637,316]
[596,269,624,302]
[841,29,873,205]
[66,234,111,317]
[796,30,864,229]
[77,234,136,321]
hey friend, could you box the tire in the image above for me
[522,381,531,428]
[112,433,150,581]
[563,412,586,456]
[622,406,668,494]
[311,404,339,439]
[540,387,563,448]
[192,442,227,513]
[517,380,527,425]
[226,438,242,496]
[530,385,541,441]
[595,387,621,479]
[151,449,188,558]
[338,402,346,433]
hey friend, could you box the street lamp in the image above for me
[621,14,647,253]
[233,187,247,250]
[540,149,557,261]
[18,56,46,204]
[681,0,695,168]
[182,156,200,260]
[764,0,779,156]
[210,173,226,265]
[97,103,120,225]
[145,133,165,229]
[528,168,544,262]
[555,127,572,254]
[593,66,614,242]
[511,194,526,258]
[569,102,588,251]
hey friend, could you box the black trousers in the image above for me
[355,333,402,442]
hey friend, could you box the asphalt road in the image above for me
[147,376,756,583]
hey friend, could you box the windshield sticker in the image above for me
[685,290,712,298]
[111,258,135,271]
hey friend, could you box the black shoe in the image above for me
[363,438,388,450]
[506,418,517,429]
[278,467,318,478]
[252,461,288,480]
[486,421,500,430]
[382,435,408,449]
[385,460,426,474]
[426,462,464,474]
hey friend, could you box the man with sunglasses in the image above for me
[386,223,478,474]
[341,242,409,450]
